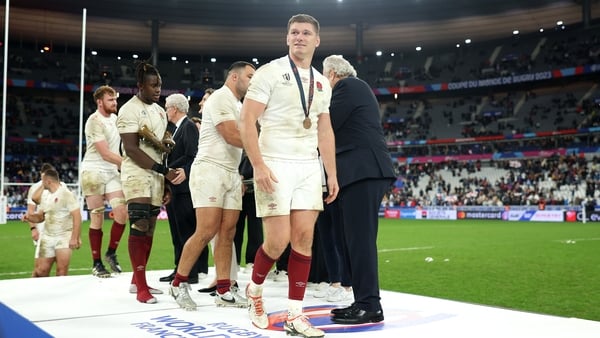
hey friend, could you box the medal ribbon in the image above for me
[288,56,314,124]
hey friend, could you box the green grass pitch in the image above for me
[0,218,599,321]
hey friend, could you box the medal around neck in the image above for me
[303,117,312,129]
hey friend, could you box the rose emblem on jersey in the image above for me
[316,81,323,92]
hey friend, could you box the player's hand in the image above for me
[323,176,339,204]
[164,168,177,182]
[31,228,39,241]
[170,168,186,185]
[69,238,81,250]
[241,176,248,195]
[254,163,278,194]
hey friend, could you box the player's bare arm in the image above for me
[22,210,45,224]
[25,199,40,237]
[69,208,82,250]
[30,183,45,205]
[216,120,244,148]
[121,132,177,181]
[94,139,123,169]
[239,98,278,193]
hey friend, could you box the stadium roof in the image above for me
[4,0,599,58]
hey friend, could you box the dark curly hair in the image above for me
[134,59,161,85]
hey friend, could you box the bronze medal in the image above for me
[303,117,312,129]
[289,57,314,130]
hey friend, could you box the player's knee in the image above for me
[55,264,69,276]
[109,197,126,210]
[35,266,51,277]
[128,203,151,234]
[112,205,128,223]
[221,225,237,241]
[145,206,160,236]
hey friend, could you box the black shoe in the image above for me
[331,303,358,316]
[92,262,111,278]
[104,253,122,274]
[188,276,199,284]
[331,307,384,325]
[198,285,216,293]
[159,271,176,283]
[198,281,237,293]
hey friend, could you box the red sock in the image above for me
[216,279,231,295]
[128,235,148,291]
[143,235,153,261]
[130,236,153,286]
[288,249,311,301]
[252,245,277,285]
[89,228,102,260]
[136,289,155,304]
[172,273,188,287]
[108,221,125,251]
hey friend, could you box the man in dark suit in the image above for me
[159,93,207,284]
[322,55,396,324]
[234,153,263,273]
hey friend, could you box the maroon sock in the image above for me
[251,245,277,285]
[143,235,153,261]
[89,228,102,260]
[288,249,311,301]
[144,235,154,285]
[216,279,231,295]
[128,235,148,291]
[172,273,189,287]
[108,221,125,252]
[130,236,153,286]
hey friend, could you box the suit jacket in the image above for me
[167,117,199,195]
[329,76,396,188]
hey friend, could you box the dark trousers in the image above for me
[309,217,329,283]
[338,178,392,312]
[276,244,291,271]
[234,192,263,265]
[315,200,348,285]
[165,192,208,276]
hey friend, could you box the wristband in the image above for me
[151,163,169,175]
[30,227,36,231]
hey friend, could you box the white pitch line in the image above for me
[0,247,435,277]
[379,246,434,253]
[555,237,600,243]
[0,267,91,277]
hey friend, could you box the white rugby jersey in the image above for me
[81,111,120,171]
[245,56,332,160]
